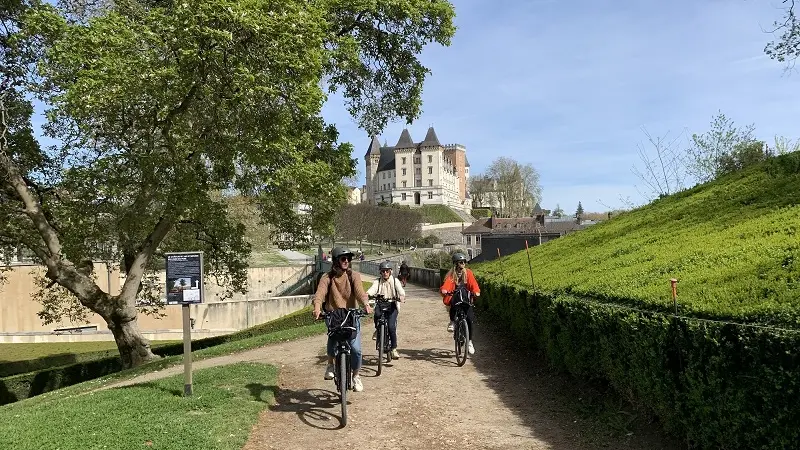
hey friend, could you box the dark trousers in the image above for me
[374,303,399,349]
[449,303,475,340]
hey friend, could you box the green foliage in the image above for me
[413,234,441,247]
[475,281,800,449]
[2,0,455,360]
[470,208,491,219]
[0,362,276,450]
[473,152,800,328]
[417,205,462,224]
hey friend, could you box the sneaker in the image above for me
[467,341,475,355]
[353,375,364,392]
[372,330,377,340]
[447,321,455,332]
[391,348,400,359]
[323,364,334,380]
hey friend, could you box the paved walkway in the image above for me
[103,279,679,450]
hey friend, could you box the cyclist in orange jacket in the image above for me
[440,252,480,355]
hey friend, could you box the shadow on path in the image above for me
[268,387,343,430]
[468,316,686,450]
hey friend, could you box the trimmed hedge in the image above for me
[0,305,317,406]
[476,277,800,449]
[470,208,491,218]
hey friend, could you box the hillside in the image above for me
[417,204,465,224]
[472,152,800,327]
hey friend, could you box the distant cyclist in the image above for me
[312,246,372,392]
[367,261,406,358]
[398,260,410,286]
[440,252,480,355]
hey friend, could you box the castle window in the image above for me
[393,183,395,188]
[428,192,433,199]
[428,155,432,163]
[402,181,407,187]
[402,193,407,200]
[402,168,406,176]
[428,166,432,174]
[428,179,433,186]
[402,157,406,165]
[382,172,386,179]
[466,235,472,245]
[415,168,421,175]
[416,180,422,187]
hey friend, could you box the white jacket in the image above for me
[367,275,406,304]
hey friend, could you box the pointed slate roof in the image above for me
[532,202,544,215]
[420,126,441,147]
[395,129,415,149]
[465,156,470,167]
[364,136,381,158]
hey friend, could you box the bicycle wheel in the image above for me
[455,317,469,367]
[338,351,348,426]
[384,325,392,363]
[377,323,386,376]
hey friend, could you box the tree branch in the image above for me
[118,215,174,301]
[0,94,62,267]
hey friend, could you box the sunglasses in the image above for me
[456,261,466,265]
[338,256,352,262]
[380,269,391,273]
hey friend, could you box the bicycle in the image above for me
[318,307,368,427]
[444,289,473,367]
[369,294,399,376]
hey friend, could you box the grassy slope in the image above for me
[0,363,275,450]
[473,153,800,327]
[418,205,462,224]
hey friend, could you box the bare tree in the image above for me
[631,127,689,201]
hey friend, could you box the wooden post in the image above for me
[670,278,678,315]
[525,240,535,294]
[182,304,193,396]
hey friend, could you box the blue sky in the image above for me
[321,0,800,213]
[27,0,800,213]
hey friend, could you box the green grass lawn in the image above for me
[418,205,463,224]
[0,340,179,378]
[473,152,800,327]
[248,249,289,267]
[0,362,276,450]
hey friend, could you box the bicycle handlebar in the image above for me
[316,308,369,320]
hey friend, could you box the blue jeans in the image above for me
[327,319,362,371]
[374,302,399,349]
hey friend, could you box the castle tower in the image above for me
[443,144,468,203]
[364,136,381,205]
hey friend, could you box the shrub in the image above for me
[475,277,800,449]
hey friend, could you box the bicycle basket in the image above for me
[326,308,357,341]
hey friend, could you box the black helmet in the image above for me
[331,247,354,260]
[379,261,392,271]
[452,252,467,264]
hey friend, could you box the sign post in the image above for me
[165,251,204,396]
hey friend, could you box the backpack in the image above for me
[450,283,471,307]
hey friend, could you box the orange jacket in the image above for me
[440,268,480,306]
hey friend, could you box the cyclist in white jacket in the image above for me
[367,261,406,359]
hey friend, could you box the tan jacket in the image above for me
[313,270,368,311]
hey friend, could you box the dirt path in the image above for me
[104,280,681,450]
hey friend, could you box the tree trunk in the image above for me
[107,313,160,369]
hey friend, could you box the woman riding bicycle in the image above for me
[366,261,406,359]
[440,252,480,355]
[312,246,372,392]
